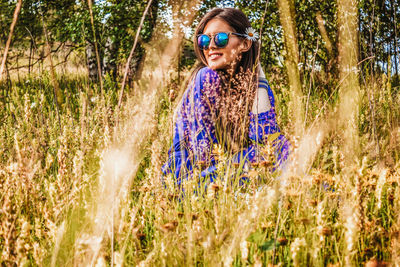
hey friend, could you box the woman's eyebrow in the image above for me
[203,31,217,34]
[203,30,229,35]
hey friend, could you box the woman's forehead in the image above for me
[203,18,235,34]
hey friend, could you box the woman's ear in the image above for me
[240,39,252,53]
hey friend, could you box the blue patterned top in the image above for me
[161,67,290,186]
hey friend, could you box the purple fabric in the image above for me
[161,67,290,186]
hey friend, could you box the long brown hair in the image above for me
[193,8,260,73]
[193,8,260,153]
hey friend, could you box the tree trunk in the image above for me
[118,0,154,107]
[86,41,99,82]
[0,0,22,81]
[29,40,33,74]
[42,15,63,109]
[316,11,335,81]
[390,0,398,76]
[87,0,103,92]
[337,0,361,164]
[316,12,333,58]
[277,0,304,135]
[102,36,118,80]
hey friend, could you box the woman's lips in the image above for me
[209,53,223,60]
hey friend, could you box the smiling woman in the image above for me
[199,19,251,70]
[161,8,290,188]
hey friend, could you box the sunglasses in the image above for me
[197,32,247,50]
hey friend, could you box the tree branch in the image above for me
[0,0,23,81]
[118,0,154,108]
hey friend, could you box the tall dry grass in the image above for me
[0,56,399,267]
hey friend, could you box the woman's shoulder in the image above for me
[190,67,219,91]
[257,76,276,108]
[195,66,219,81]
[258,77,269,88]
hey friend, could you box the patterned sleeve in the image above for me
[161,67,220,184]
[186,67,220,175]
[247,78,290,169]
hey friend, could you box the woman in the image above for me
[161,8,290,187]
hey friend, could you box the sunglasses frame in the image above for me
[196,32,247,50]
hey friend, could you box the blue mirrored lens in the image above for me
[215,32,229,47]
[198,35,210,49]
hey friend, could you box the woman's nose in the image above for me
[208,36,218,49]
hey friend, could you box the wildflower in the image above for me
[240,241,249,261]
[376,169,388,209]
[245,27,259,41]
[253,256,262,267]
[95,257,106,267]
[113,251,123,267]
[290,237,306,267]
[201,235,213,250]
[316,201,326,242]
[344,204,360,265]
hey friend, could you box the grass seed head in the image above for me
[251,162,260,168]
[364,259,389,267]
[248,170,258,178]
[277,237,288,246]
[232,162,240,168]
[161,221,178,232]
[308,199,318,207]
[210,183,220,192]
[321,226,333,236]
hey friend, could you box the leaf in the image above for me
[267,132,281,143]
[247,230,265,245]
[259,239,279,251]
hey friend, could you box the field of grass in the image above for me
[0,64,399,266]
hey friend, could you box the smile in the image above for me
[209,53,223,60]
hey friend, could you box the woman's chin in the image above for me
[207,64,220,70]
[207,62,227,70]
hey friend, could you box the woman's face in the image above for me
[202,18,250,71]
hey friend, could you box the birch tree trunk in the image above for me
[86,41,99,82]
[277,0,304,135]
[0,0,22,81]
[87,0,103,93]
[337,0,361,164]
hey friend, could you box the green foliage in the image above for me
[0,0,400,266]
